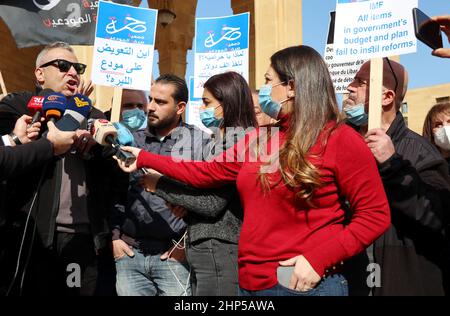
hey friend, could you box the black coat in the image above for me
[0,138,53,181]
[374,112,450,296]
[0,91,112,252]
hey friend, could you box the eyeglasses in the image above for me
[39,59,87,75]
[385,58,399,95]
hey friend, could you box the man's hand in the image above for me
[73,129,96,157]
[166,203,188,218]
[13,115,42,144]
[114,146,142,173]
[76,78,94,97]
[139,169,162,193]
[432,15,450,58]
[46,121,77,155]
[279,255,321,292]
[365,128,396,164]
[160,245,186,262]
[112,239,135,260]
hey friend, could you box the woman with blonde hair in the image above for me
[116,45,390,296]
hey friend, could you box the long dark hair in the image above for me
[203,71,258,129]
[261,45,340,203]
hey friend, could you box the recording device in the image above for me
[26,89,54,127]
[42,92,67,122]
[90,119,136,167]
[112,122,135,146]
[42,94,92,134]
[413,8,443,50]
[66,94,92,130]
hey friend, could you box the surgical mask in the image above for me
[258,82,289,119]
[344,104,368,127]
[433,126,450,151]
[121,108,147,132]
[200,107,224,128]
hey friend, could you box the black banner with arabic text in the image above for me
[0,0,134,48]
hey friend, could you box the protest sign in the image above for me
[91,0,157,91]
[187,77,212,134]
[334,0,418,61]
[334,0,417,129]
[324,11,368,94]
[193,13,250,98]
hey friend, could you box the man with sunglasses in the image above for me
[343,59,450,296]
[0,42,115,296]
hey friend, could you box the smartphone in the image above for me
[276,266,294,288]
[413,8,443,50]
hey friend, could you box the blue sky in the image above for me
[143,0,450,90]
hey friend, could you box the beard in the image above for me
[147,113,179,130]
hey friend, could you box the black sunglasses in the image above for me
[39,59,87,75]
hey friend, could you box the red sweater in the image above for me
[137,122,390,291]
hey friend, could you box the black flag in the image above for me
[0,0,134,48]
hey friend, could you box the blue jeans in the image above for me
[115,248,191,296]
[239,274,348,296]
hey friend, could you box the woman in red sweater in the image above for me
[116,46,391,296]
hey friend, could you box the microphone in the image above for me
[90,119,136,167]
[27,89,54,127]
[65,94,92,130]
[113,122,135,146]
[42,93,67,122]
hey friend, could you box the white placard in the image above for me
[334,0,418,61]
[91,1,157,90]
[193,13,250,98]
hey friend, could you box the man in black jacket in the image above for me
[1,115,76,180]
[345,59,450,295]
[0,42,115,296]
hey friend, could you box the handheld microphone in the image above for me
[66,94,92,130]
[91,119,136,167]
[27,89,54,127]
[113,122,135,146]
[42,93,67,122]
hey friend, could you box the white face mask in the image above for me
[433,126,450,151]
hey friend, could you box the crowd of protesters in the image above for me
[1,15,450,297]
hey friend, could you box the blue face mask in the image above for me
[200,107,224,128]
[121,108,147,132]
[258,83,287,119]
[344,104,368,127]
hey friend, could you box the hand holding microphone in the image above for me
[45,121,77,156]
[9,115,42,145]
[40,93,92,157]
[90,119,137,167]
[114,146,141,173]
[27,88,54,128]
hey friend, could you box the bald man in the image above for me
[344,59,450,296]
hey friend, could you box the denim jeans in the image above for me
[115,248,191,296]
[186,239,239,296]
[239,274,348,296]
